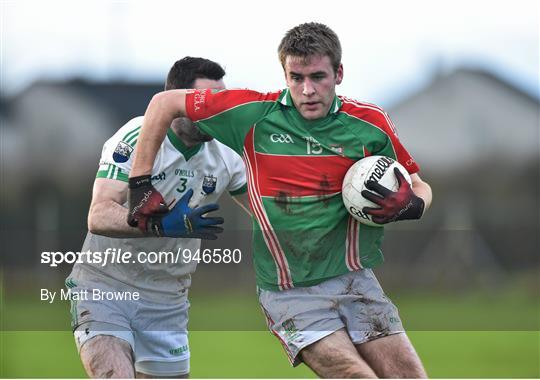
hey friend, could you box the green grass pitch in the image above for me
[1,291,538,378]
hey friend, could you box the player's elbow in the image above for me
[149,92,166,109]
[87,212,100,235]
[150,90,185,118]
[87,204,105,235]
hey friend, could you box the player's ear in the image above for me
[335,64,344,85]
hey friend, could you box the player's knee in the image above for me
[381,354,427,378]
[81,335,134,378]
[327,355,378,378]
[303,353,377,378]
[85,353,129,378]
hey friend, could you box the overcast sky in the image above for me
[1,0,538,105]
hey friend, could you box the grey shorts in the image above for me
[67,274,190,377]
[258,269,404,366]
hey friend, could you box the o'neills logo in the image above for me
[367,156,395,183]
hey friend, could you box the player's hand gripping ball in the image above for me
[342,156,424,227]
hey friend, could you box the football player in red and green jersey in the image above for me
[128,23,432,378]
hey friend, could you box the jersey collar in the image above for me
[278,88,342,115]
[166,128,202,161]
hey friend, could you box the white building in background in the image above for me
[389,68,539,174]
[385,68,538,288]
[3,80,162,199]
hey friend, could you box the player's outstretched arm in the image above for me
[88,178,151,238]
[89,178,224,240]
[130,90,188,177]
[127,90,188,226]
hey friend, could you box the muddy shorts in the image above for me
[258,269,404,366]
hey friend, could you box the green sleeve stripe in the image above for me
[95,165,128,182]
[115,166,129,182]
[116,171,129,182]
[125,132,140,145]
[96,170,109,179]
[97,164,114,179]
[122,126,141,142]
[107,164,114,178]
[229,183,247,196]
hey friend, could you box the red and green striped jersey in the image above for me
[185,88,420,291]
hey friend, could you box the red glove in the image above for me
[127,175,169,230]
[361,168,425,224]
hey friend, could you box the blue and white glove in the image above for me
[146,189,224,240]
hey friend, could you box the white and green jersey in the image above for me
[70,116,246,300]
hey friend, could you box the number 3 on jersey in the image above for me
[176,177,188,193]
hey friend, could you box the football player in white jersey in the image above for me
[66,57,249,378]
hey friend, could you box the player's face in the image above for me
[284,55,343,120]
[173,78,225,145]
[193,78,225,91]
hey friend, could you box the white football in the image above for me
[342,155,411,227]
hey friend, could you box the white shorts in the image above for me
[258,269,404,366]
[68,273,190,377]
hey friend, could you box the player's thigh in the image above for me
[259,284,347,367]
[339,269,404,345]
[355,333,427,378]
[300,328,378,378]
[80,334,135,378]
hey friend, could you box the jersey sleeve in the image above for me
[96,117,144,182]
[372,111,420,174]
[343,101,419,174]
[185,89,280,155]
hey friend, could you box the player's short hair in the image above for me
[165,56,226,90]
[278,22,342,73]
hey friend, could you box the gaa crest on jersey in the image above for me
[113,141,133,163]
[202,175,217,194]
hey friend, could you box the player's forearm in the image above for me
[412,180,432,213]
[131,90,187,177]
[88,200,151,238]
